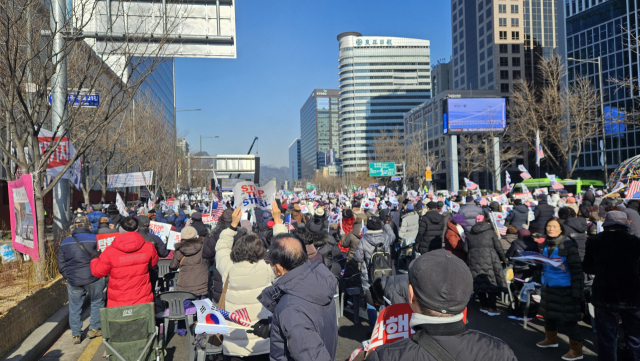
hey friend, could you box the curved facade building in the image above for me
[337,32,432,173]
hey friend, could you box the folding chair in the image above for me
[100,302,162,361]
[157,259,177,291]
[158,291,198,361]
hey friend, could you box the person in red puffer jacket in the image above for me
[340,209,355,252]
[91,217,159,307]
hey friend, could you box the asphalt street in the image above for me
[42,296,600,361]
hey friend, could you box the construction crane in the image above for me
[235,136,258,178]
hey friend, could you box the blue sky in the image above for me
[175,0,452,167]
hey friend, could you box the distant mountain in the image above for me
[260,165,289,187]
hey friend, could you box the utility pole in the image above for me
[50,0,70,237]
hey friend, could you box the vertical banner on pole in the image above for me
[8,174,39,261]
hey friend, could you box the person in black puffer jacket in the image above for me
[459,196,484,233]
[504,199,530,230]
[415,202,445,253]
[530,194,556,234]
[558,208,588,261]
[298,218,342,278]
[624,200,640,237]
[106,204,123,228]
[579,189,595,218]
[190,212,209,237]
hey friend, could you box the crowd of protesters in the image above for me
[53,185,640,361]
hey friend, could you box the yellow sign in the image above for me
[425,170,432,180]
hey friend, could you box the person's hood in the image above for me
[537,200,549,205]
[112,232,146,253]
[174,237,203,256]
[489,201,500,212]
[258,261,337,313]
[513,204,529,213]
[583,190,595,204]
[351,221,362,238]
[306,217,326,234]
[564,217,588,233]
[363,228,389,246]
[471,221,494,234]
[425,210,444,224]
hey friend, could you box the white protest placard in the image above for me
[167,231,182,250]
[232,181,276,211]
[299,203,309,213]
[149,221,172,243]
[202,215,215,224]
[514,192,532,200]
[534,188,549,196]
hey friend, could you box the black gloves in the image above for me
[90,250,101,259]
[247,319,270,339]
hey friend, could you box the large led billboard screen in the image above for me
[443,98,506,134]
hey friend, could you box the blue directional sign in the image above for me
[48,93,100,107]
[391,176,401,181]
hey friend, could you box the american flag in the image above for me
[536,130,545,166]
[215,307,251,327]
[285,214,295,230]
[626,181,640,199]
[211,201,224,221]
[358,220,365,237]
[464,177,478,190]
[312,201,319,209]
[428,185,434,199]
[212,170,223,201]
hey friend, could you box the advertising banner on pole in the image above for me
[107,171,154,188]
[8,174,39,261]
[232,181,276,211]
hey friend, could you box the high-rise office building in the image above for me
[450,0,564,92]
[337,32,432,173]
[566,0,638,175]
[300,89,340,179]
[432,61,454,96]
[288,138,302,185]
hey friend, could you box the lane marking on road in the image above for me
[78,336,102,361]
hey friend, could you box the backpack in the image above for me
[369,243,393,282]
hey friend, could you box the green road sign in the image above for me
[369,162,396,177]
[306,182,317,190]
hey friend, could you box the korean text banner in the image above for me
[107,171,154,188]
[8,174,39,261]
[233,181,276,211]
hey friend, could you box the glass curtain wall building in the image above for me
[337,32,432,173]
[566,0,638,175]
[300,89,340,179]
[131,57,175,128]
[288,138,302,185]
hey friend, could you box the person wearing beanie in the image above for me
[530,193,556,234]
[354,216,396,332]
[91,217,158,308]
[169,226,209,296]
[504,199,530,230]
[415,201,445,254]
[506,228,540,281]
[558,207,588,261]
[303,216,341,277]
[366,250,516,361]
[445,213,468,261]
[190,211,209,237]
[96,216,117,234]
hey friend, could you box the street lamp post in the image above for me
[175,108,201,193]
[567,56,607,183]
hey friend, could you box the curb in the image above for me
[2,305,70,361]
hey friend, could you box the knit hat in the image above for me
[267,221,275,229]
[367,216,383,231]
[538,194,548,201]
[406,204,414,211]
[221,208,234,223]
[138,215,151,227]
[451,213,467,226]
[191,212,202,221]
[181,226,198,240]
[426,201,438,209]
[567,197,576,204]
[466,196,474,202]
[74,216,92,229]
[261,211,273,223]
[602,211,631,228]
[409,250,473,314]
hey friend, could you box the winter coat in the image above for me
[257,261,338,361]
[58,228,100,287]
[539,236,584,322]
[138,228,169,258]
[292,208,306,224]
[504,204,529,230]
[108,211,123,228]
[215,227,275,357]
[354,224,396,289]
[398,211,420,246]
[190,216,209,237]
[96,223,118,234]
[341,216,355,237]
[342,224,362,262]
[530,200,555,234]
[90,232,158,307]
[156,209,187,231]
[583,230,640,310]
[500,234,517,252]
[314,233,342,277]
[170,237,209,296]
[415,211,446,253]
[306,244,324,264]
[87,211,109,232]
[459,204,484,233]
[367,322,517,361]
[466,222,507,294]
[580,190,595,217]
[623,207,640,238]
[562,217,588,261]
[380,274,410,305]
[505,238,540,259]
[389,210,401,236]
[202,225,246,303]
[444,221,466,261]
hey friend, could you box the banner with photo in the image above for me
[8,174,39,261]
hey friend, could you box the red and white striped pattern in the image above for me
[497,225,507,236]
[211,202,224,221]
[627,181,640,199]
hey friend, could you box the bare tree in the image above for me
[510,55,600,178]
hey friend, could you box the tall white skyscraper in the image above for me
[337,32,432,173]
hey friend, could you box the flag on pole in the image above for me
[546,173,564,190]
[610,182,625,194]
[428,184,434,199]
[626,181,640,199]
[212,170,223,201]
[521,183,530,193]
[464,178,478,190]
[284,214,295,230]
[536,130,545,166]
[215,307,251,327]
[518,165,532,180]
[211,201,224,221]
[505,171,512,185]
[358,220,365,237]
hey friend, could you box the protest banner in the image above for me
[167,231,182,250]
[96,233,117,251]
[514,192,532,200]
[107,171,154,188]
[149,221,172,243]
[232,181,276,211]
[367,191,376,199]
[299,203,308,213]
[366,303,415,352]
[202,215,215,224]
[8,174,39,261]
[533,188,549,196]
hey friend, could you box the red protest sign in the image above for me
[96,233,117,251]
[366,303,415,352]
[514,192,532,199]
